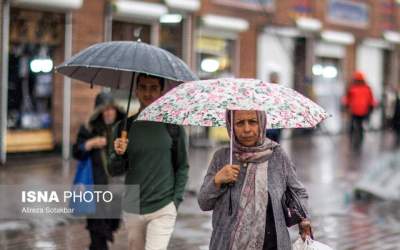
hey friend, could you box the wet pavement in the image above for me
[1,130,400,249]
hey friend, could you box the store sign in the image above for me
[293,0,313,15]
[327,0,369,28]
[196,37,227,53]
[214,0,274,11]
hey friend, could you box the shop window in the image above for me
[8,8,64,130]
[312,57,344,133]
[196,36,235,79]
[112,21,151,43]
[160,20,183,59]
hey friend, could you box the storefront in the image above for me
[356,39,393,130]
[313,30,354,134]
[196,14,248,79]
[313,0,367,134]
[258,16,322,90]
[195,14,249,142]
[0,1,9,163]
[108,0,199,114]
[257,27,298,90]
[0,0,82,161]
[381,31,400,127]
[258,22,356,135]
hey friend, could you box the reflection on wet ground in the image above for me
[1,131,400,249]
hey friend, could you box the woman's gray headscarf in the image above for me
[226,110,278,250]
[225,110,276,163]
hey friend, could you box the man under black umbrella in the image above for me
[109,74,189,250]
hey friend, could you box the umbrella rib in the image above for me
[68,66,81,79]
[116,70,122,90]
[89,67,102,86]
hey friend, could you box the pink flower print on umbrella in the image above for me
[138,78,329,129]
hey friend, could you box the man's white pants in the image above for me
[123,202,177,250]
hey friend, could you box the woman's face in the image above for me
[102,106,117,125]
[233,110,260,147]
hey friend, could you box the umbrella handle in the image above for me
[121,130,128,140]
[230,110,233,165]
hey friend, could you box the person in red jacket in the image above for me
[342,71,377,149]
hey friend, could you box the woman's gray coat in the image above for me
[198,146,309,250]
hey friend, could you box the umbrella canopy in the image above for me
[56,41,198,139]
[56,41,198,88]
[137,78,329,129]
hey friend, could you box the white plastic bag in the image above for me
[293,237,333,250]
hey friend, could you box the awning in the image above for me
[202,14,249,33]
[113,0,168,22]
[165,0,200,12]
[383,31,400,44]
[321,30,355,45]
[296,17,322,32]
[263,27,303,38]
[363,38,392,49]
[11,0,83,12]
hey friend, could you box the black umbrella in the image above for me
[56,41,198,138]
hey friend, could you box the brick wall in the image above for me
[239,24,258,78]
[195,0,400,79]
[53,0,105,146]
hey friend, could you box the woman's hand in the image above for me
[214,164,240,189]
[299,219,313,241]
[84,137,107,151]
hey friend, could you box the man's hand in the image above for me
[114,138,128,155]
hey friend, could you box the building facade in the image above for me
[257,0,400,133]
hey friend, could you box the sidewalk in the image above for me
[1,131,400,249]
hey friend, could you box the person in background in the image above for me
[110,74,189,250]
[73,92,124,250]
[342,71,377,150]
[266,71,282,143]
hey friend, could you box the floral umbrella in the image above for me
[137,78,329,129]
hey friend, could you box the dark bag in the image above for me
[165,123,180,173]
[281,186,307,227]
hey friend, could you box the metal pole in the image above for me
[104,1,113,42]
[62,12,73,160]
[103,1,112,93]
[0,0,10,164]
[182,14,193,67]
[305,35,315,86]
[151,22,160,46]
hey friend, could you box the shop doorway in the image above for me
[7,8,64,152]
[194,35,237,144]
[160,21,183,59]
[196,36,236,79]
[312,57,345,134]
